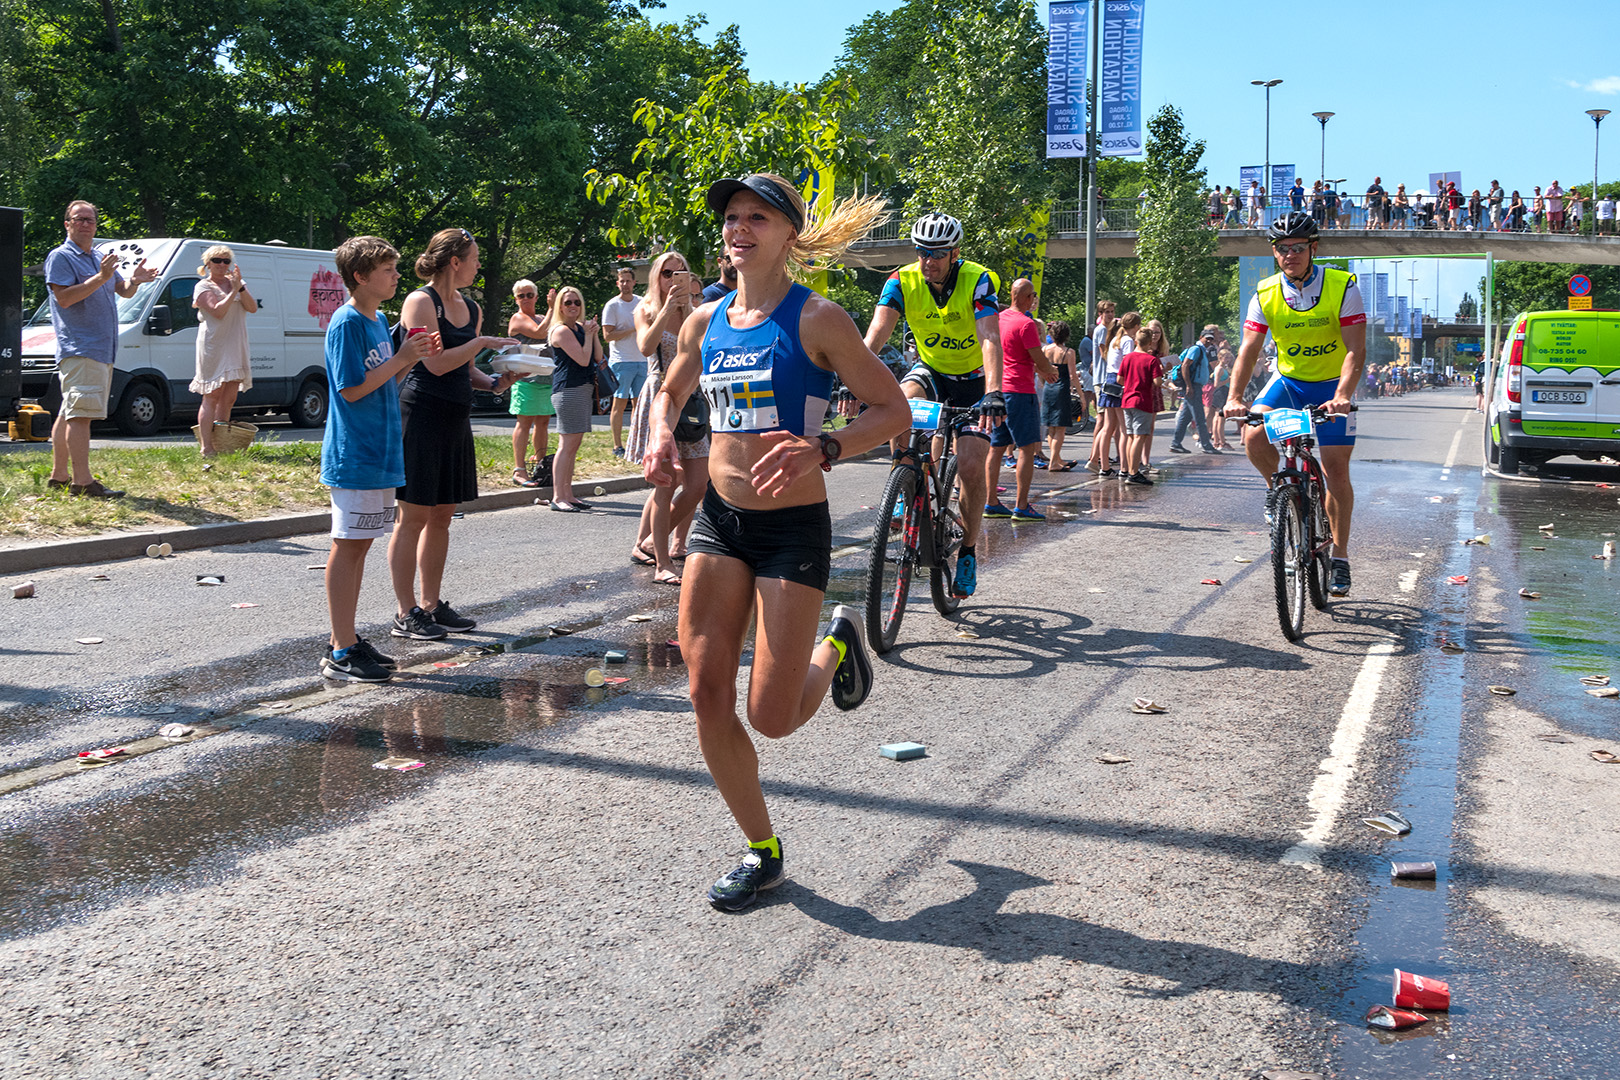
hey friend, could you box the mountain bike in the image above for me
[1244,403,1356,642]
[862,400,977,653]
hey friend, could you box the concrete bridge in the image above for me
[844,220,1620,270]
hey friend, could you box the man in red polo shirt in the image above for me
[984,278,1057,521]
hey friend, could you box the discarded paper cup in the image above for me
[594,486,606,496]
[584,668,606,687]
[146,544,163,558]
[13,582,34,599]
[1365,1004,1430,1030]
[1393,969,1450,1010]
[1390,861,1438,880]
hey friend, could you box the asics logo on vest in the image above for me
[1286,341,1340,358]
[923,332,976,351]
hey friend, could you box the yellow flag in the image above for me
[1007,205,1051,304]
[799,164,836,297]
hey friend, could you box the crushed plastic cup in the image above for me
[195,575,224,586]
[1095,754,1131,765]
[1365,1004,1430,1030]
[1579,675,1611,686]
[584,668,606,687]
[158,723,195,740]
[1393,969,1450,1010]
[594,486,606,496]
[1363,811,1413,837]
[1519,588,1541,599]
[1200,578,1222,586]
[626,614,653,623]
[78,747,126,760]
[1130,698,1167,714]
[1463,534,1491,546]
[76,637,104,645]
[13,581,35,599]
[1446,574,1468,585]
[1488,685,1516,696]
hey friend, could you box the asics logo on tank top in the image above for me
[701,346,780,432]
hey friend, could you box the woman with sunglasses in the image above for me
[545,285,603,512]
[644,173,907,912]
[506,279,555,487]
[624,251,707,583]
[388,228,517,642]
[190,245,257,456]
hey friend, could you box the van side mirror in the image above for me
[145,305,173,335]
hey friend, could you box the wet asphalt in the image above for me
[1,387,1617,1079]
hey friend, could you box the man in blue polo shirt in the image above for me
[45,200,158,497]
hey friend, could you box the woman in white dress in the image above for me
[190,245,257,456]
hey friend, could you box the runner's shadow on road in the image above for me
[881,604,1307,678]
[788,859,1316,999]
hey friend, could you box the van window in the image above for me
[164,277,200,333]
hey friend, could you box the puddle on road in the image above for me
[0,628,693,942]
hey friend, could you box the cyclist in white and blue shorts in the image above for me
[1224,211,1366,597]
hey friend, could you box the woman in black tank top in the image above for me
[387,228,516,641]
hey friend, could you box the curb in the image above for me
[0,474,652,576]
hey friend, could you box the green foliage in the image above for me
[1125,105,1217,339]
[902,0,1047,280]
[584,72,890,267]
[1486,262,1620,318]
[1455,291,1479,322]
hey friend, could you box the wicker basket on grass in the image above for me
[191,420,258,453]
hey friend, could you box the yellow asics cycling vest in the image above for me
[899,260,994,376]
[1258,266,1353,382]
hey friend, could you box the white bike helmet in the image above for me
[911,212,963,249]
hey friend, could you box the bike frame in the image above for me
[1271,439,1331,561]
[891,419,960,570]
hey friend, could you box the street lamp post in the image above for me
[1252,79,1283,221]
[1312,111,1335,183]
[1587,109,1609,238]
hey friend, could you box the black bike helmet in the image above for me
[1267,210,1319,243]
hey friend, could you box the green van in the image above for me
[1484,310,1620,474]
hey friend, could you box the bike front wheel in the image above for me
[1271,485,1307,642]
[930,453,964,615]
[865,466,920,653]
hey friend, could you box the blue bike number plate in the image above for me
[909,399,944,430]
[1263,408,1313,444]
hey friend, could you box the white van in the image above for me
[21,238,341,435]
[1484,309,1620,473]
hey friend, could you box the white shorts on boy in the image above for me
[330,488,397,540]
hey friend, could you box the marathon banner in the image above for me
[1007,205,1051,302]
[1240,165,1264,197]
[798,163,834,296]
[1046,2,1088,158]
[1098,0,1144,157]
[1270,165,1295,205]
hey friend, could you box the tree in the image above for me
[584,72,890,268]
[1484,262,1620,319]
[1455,292,1479,322]
[1125,105,1218,341]
[902,0,1047,280]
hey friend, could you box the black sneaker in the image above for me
[825,604,873,711]
[429,599,476,633]
[707,845,785,912]
[1329,560,1352,597]
[1169,444,1192,454]
[392,606,449,640]
[1126,471,1154,486]
[321,646,392,683]
[353,635,398,671]
[1264,486,1278,526]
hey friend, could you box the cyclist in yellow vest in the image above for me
[862,212,1006,598]
[1223,211,1366,597]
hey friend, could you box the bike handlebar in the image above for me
[1242,403,1360,426]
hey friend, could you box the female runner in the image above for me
[643,174,908,912]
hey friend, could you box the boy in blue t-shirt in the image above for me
[319,237,439,682]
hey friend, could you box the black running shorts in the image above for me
[687,485,832,592]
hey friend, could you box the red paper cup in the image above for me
[406,326,430,338]
[1393,968,1450,1010]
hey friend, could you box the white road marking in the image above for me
[1280,640,1398,869]
[1398,569,1419,592]
[1442,429,1463,470]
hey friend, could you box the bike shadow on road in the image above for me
[786,859,1322,1000]
[877,604,1310,679]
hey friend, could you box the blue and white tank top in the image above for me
[699,284,831,437]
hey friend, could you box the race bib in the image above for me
[1263,408,1313,444]
[909,399,944,430]
[700,370,778,433]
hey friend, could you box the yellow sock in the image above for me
[749,835,781,860]
[824,633,848,665]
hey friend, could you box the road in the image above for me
[1,388,1616,1079]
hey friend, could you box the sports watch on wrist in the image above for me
[817,433,842,472]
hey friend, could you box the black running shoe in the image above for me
[392,606,449,640]
[429,599,476,633]
[1329,560,1352,597]
[353,635,398,671]
[707,845,785,912]
[825,603,873,711]
[1126,471,1154,486]
[1264,486,1278,526]
[321,646,392,683]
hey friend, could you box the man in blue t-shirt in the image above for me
[45,199,158,498]
[317,236,436,684]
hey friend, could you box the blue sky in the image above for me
[649,0,1619,317]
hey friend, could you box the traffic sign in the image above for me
[1569,296,1594,310]
[1569,274,1593,297]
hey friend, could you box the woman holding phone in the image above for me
[189,244,257,456]
[626,251,707,584]
[644,173,908,912]
[388,228,516,641]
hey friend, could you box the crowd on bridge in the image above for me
[1203,177,1617,234]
